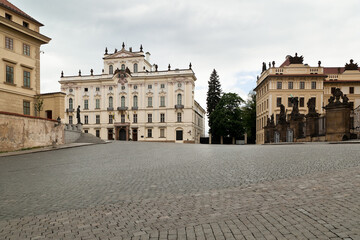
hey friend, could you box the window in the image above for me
[178,83,182,88]
[133,63,138,73]
[121,86,125,90]
[121,114,125,123]
[311,81,316,89]
[160,113,165,123]
[134,85,138,89]
[5,37,13,50]
[177,94,182,105]
[300,82,305,89]
[6,65,14,84]
[84,88,88,92]
[277,82,282,89]
[69,116,73,124]
[160,129,165,138]
[177,112,182,122]
[69,98,73,110]
[96,115,100,124]
[147,129,152,138]
[133,114,138,123]
[109,96,113,108]
[109,115,113,124]
[133,95,138,107]
[23,44,30,56]
[121,64,125,70]
[121,96,125,107]
[148,97,153,107]
[109,86,113,91]
[96,130,100,138]
[276,97,282,107]
[95,99,100,109]
[69,88,73,92]
[161,84,165,88]
[288,97,292,107]
[288,82,293,89]
[350,87,354,94]
[300,97,304,107]
[109,65,113,74]
[148,84,152,89]
[148,114,152,123]
[84,99,88,109]
[5,13,12,20]
[160,96,165,107]
[23,21,29,28]
[84,130,88,133]
[176,130,183,141]
[23,71,30,88]
[96,87,100,92]
[84,115,89,124]
[23,101,30,115]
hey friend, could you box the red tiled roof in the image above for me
[323,67,360,74]
[0,0,43,26]
[279,57,290,67]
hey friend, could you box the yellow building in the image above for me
[0,0,51,116]
[255,54,360,144]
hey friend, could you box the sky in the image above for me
[10,0,360,133]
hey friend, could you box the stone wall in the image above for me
[64,124,82,144]
[0,111,64,152]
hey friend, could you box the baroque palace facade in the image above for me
[59,44,206,143]
[0,0,64,119]
[255,54,360,144]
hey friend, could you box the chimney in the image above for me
[146,52,151,62]
[129,47,132,52]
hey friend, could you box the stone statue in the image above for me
[262,62,267,73]
[345,59,358,70]
[342,94,349,104]
[279,104,287,124]
[270,114,274,125]
[318,61,321,67]
[272,61,275,67]
[334,88,343,103]
[76,105,81,124]
[307,98,316,114]
[269,62,271,68]
[290,97,299,115]
[289,53,304,64]
[267,117,271,126]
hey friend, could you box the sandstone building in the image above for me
[59,44,205,143]
[255,54,360,144]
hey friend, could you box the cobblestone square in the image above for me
[0,142,359,239]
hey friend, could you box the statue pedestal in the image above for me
[306,116,319,139]
[76,123,83,132]
[276,123,288,142]
[289,119,304,140]
[325,106,351,141]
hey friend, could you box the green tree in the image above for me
[206,69,222,134]
[242,91,257,144]
[209,93,245,139]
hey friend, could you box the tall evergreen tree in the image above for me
[242,92,257,144]
[206,69,222,134]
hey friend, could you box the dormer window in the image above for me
[121,64,125,70]
[96,87,100,92]
[133,63,138,73]
[5,13,12,20]
[109,65,113,74]
[23,21,29,28]
[148,85,152,89]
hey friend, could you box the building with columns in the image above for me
[255,54,360,144]
[59,43,206,143]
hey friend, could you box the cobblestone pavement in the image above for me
[0,142,359,239]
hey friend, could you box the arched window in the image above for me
[69,98,73,109]
[109,65,113,74]
[177,93,182,105]
[133,63,138,73]
[109,96,113,108]
[133,95,138,107]
[121,64,125,70]
[121,96,125,107]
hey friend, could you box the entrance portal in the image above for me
[119,128,126,141]
[132,129,138,141]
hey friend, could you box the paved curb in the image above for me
[0,141,111,158]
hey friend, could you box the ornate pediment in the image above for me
[104,48,143,59]
[112,68,131,85]
[289,53,304,64]
[345,59,359,70]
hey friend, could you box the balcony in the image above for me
[107,107,114,111]
[117,107,128,111]
[175,104,184,109]
[131,106,138,110]
[66,108,74,113]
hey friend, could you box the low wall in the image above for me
[0,111,64,152]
